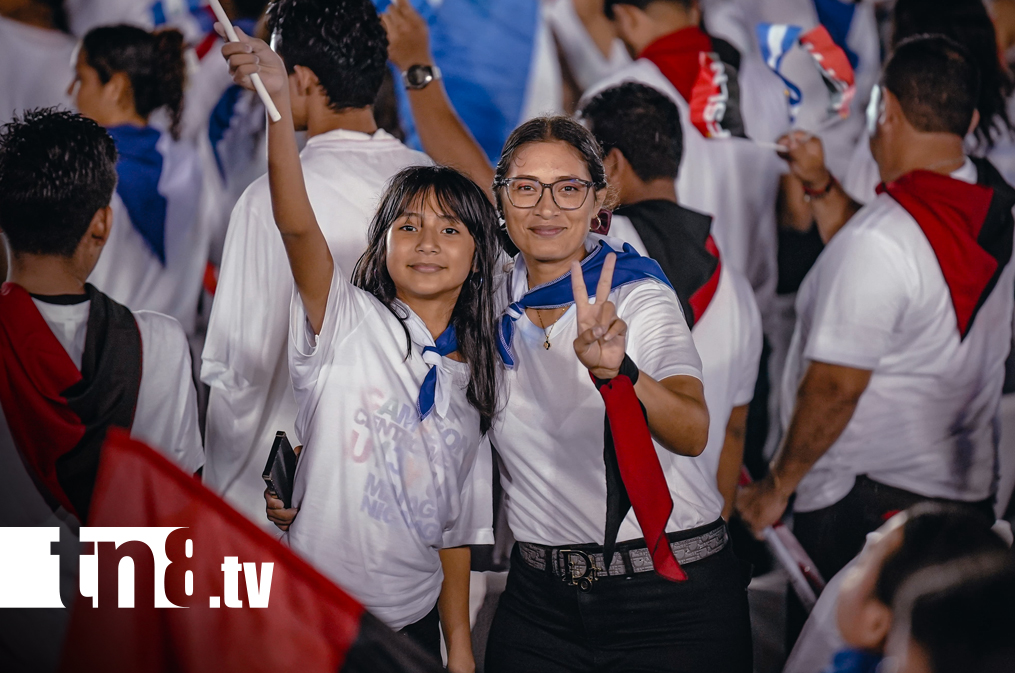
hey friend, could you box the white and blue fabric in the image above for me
[408,315,459,421]
[107,125,169,264]
[498,239,672,368]
[757,23,804,121]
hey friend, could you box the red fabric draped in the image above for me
[877,171,996,338]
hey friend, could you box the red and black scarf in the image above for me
[613,200,722,327]
[876,158,1015,339]
[0,283,142,521]
[639,25,746,139]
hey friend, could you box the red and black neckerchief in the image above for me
[0,282,142,521]
[876,158,1014,339]
[613,200,722,327]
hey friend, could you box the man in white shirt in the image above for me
[201,0,429,525]
[580,81,763,518]
[589,0,783,323]
[736,36,1014,587]
[0,109,204,670]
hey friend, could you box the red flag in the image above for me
[58,429,441,673]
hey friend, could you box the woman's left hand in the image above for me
[572,252,627,379]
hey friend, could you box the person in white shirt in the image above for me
[0,0,75,125]
[0,108,203,671]
[220,29,500,671]
[737,34,1014,594]
[201,0,429,527]
[480,115,749,673]
[68,25,208,337]
[580,82,763,520]
[588,0,784,323]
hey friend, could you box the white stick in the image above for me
[207,0,282,122]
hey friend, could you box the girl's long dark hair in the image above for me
[352,166,501,433]
[82,25,187,140]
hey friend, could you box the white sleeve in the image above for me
[803,231,913,370]
[618,281,703,383]
[442,436,495,548]
[732,273,764,407]
[287,262,367,396]
[132,311,204,474]
[201,185,293,392]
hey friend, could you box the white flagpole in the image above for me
[207,0,282,123]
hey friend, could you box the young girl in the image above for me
[70,24,208,336]
[220,28,500,670]
[485,117,752,672]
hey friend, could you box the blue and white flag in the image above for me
[757,23,804,121]
[374,0,540,163]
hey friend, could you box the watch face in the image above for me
[406,65,433,88]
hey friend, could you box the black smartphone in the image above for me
[262,431,298,509]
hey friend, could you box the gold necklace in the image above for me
[535,308,559,350]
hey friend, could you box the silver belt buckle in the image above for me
[557,549,602,591]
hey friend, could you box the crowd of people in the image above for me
[2,0,1015,672]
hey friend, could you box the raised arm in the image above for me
[219,26,333,333]
[381,1,495,195]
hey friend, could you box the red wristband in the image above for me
[802,175,836,200]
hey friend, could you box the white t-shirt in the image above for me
[0,17,75,124]
[582,60,782,322]
[87,128,208,336]
[544,0,632,93]
[782,160,1015,511]
[610,215,764,481]
[490,235,718,546]
[284,267,493,630]
[201,129,429,526]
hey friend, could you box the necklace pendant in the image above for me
[544,338,551,350]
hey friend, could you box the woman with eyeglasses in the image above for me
[482,116,751,673]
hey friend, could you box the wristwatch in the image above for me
[402,64,442,90]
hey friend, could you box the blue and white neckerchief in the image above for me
[497,237,672,368]
[106,125,168,264]
[400,304,459,421]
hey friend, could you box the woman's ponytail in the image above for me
[153,29,186,139]
[82,25,187,139]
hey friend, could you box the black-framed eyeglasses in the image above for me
[495,177,595,211]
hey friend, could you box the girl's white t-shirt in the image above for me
[285,267,493,630]
[489,236,721,547]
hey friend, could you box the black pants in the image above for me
[485,525,752,673]
[786,475,995,646]
[399,603,441,663]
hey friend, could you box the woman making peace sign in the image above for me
[485,117,752,672]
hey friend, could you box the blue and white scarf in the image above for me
[497,238,672,368]
[401,305,460,421]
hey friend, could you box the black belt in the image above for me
[516,519,727,590]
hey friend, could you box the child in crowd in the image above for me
[0,107,203,667]
[887,551,1015,673]
[221,27,498,671]
[822,504,1006,673]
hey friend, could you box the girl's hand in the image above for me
[572,252,627,379]
[217,24,289,101]
[264,487,299,531]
